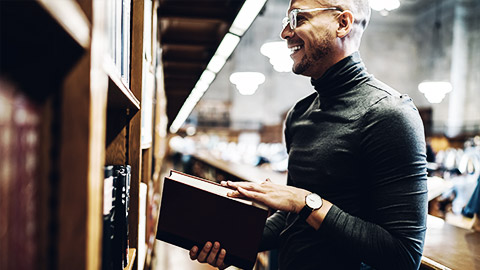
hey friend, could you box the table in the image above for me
[421,215,480,270]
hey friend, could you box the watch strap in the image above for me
[299,204,313,220]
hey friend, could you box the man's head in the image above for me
[281,0,371,79]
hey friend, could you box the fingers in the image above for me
[216,248,227,268]
[206,242,220,265]
[196,241,212,263]
[237,186,262,200]
[192,242,227,269]
[225,180,262,191]
[189,246,199,260]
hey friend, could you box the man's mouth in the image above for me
[290,45,303,55]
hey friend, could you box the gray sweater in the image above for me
[260,52,428,270]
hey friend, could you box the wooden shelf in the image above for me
[2,0,166,269]
[36,0,90,49]
[123,248,137,270]
[0,1,85,100]
[421,215,480,270]
[104,57,141,111]
[141,141,153,150]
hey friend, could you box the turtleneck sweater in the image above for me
[260,52,427,270]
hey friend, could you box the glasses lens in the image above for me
[289,10,296,30]
[282,17,289,29]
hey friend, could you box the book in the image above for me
[102,166,115,270]
[0,80,41,270]
[112,165,131,268]
[156,170,269,270]
[138,182,147,270]
[0,81,14,270]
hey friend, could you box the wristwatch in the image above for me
[298,193,323,220]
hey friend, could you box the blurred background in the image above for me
[169,0,479,152]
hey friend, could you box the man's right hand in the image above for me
[189,241,228,269]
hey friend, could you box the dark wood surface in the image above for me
[422,215,480,270]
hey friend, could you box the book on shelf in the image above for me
[138,182,147,270]
[102,166,115,270]
[102,165,131,270]
[121,0,131,84]
[114,0,122,72]
[156,170,269,270]
[106,0,131,84]
[0,80,41,270]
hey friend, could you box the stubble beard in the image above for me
[292,37,332,76]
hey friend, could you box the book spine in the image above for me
[0,81,14,270]
[5,86,41,270]
[102,166,114,270]
[115,0,122,73]
[123,0,131,85]
[125,165,131,266]
[112,165,130,268]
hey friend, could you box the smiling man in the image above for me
[190,0,428,269]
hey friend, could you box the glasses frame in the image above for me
[282,7,341,30]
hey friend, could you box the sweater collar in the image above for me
[310,52,371,98]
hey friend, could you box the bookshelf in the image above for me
[0,0,167,269]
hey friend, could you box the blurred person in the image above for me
[189,0,427,269]
[462,174,480,231]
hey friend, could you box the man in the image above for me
[190,0,428,269]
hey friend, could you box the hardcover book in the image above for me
[156,170,269,269]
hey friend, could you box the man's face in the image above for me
[281,0,339,78]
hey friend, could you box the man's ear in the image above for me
[336,10,354,38]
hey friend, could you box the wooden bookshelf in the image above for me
[1,0,167,270]
[37,0,91,49]
[105,58,141,111]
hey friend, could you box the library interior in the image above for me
[1,0,480,269]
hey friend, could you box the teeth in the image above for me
[290,45,302,52]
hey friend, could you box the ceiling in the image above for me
[158,0,246,127]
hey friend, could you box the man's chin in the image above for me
[292,63,307,76]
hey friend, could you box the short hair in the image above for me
[350,0,371,30]
[327,0,371,30]
[323,0,371,47]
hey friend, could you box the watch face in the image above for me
[306,193,323,209]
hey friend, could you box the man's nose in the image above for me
[280,24,294,40]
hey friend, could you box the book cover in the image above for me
[2,83,41,270]
[112,165,130,268]
[102,166,115,270]
[156,170,269,269]
[0,81,14,270]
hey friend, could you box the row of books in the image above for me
[102,165,131,270]
[106,0,131,85]
[0,79,41,270]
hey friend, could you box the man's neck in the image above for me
[310,50,357,80]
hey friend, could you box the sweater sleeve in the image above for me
[259,210,287,251]
[318,95,428,269]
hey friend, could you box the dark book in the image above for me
[112,165,130,269]
[102,166,115,270]
[0,81,14,270]
[156,170,269,270]
[1,81,41,270]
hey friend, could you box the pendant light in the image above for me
[418,0,452,104]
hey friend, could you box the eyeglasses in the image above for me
[282,7,341,30]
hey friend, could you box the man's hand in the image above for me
[221,179,310,213]
[189,241,228,269]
